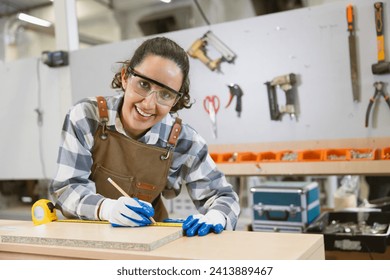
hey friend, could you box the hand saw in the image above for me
[346,4,360,102]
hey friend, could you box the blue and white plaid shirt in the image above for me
[50,94,240,230]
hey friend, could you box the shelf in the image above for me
[217,160,390,176]
[210,137,390,176]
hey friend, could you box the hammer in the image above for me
[372,2,390,74]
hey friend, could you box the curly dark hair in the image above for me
[111,37,192,112]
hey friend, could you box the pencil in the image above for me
[107,177,157,224]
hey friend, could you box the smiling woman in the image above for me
[49,36,240,237]
[119,55,184,138]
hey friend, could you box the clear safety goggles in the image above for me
[128,67,183,107]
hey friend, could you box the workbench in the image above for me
[0,219,324,260]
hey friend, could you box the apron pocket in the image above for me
[91,164,135,199]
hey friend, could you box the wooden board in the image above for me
[0,222,183,251]
[0,220,325,259]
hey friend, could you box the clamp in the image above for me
[365,81,390,127]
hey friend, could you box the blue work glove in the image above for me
[99,196,154,227]
[182,210,226,237]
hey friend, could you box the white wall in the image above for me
[1,0,389,179]
[0,57,63,179]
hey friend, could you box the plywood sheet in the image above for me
[1,222,183,251]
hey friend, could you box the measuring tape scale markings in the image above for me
[31,199,182,227]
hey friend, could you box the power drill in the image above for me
[265,73,297,121]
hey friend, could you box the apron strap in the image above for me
[96,96,108,140]
[96,96,109,122]
[161,117,182,160]
[168,117,182,146]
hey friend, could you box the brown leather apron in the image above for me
[90,96,181,222]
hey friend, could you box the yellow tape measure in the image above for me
[31,199,182,227]
[31,199,58,225]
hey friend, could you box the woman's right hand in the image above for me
[99,196,155,227]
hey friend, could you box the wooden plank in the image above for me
[0,220,325,259]
[1,222,183,252]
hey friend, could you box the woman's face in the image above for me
[120,55,183,138]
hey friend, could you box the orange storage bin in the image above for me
[298,149,324,161]
[237,152,257,162]
[257,151,278,161]
[278,150,299,162]
[209,153,220,162]
[381,147,390,160]
[324,149,350,161]
[349,148,376,160]
[219,152,238,163]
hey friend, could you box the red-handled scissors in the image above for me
[203,95,220,138]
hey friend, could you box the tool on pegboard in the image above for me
[372,2,390,74]
[226,83,243,117]
[187,31,236,72]
[365,81,390,127]
[264,73,298,121]
[346,4,360,102]
[203,95,220,138]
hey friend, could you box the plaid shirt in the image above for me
[50,94,240,230]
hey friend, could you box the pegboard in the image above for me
[70,0,390,146]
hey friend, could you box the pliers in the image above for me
[365,81,390,127]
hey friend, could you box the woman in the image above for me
[50,37,240,237]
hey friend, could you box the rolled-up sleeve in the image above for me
[168,126,240,230]
[49,99,104,220]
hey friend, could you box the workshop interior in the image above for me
[0,0,390,260]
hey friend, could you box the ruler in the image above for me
[56,219,183,227]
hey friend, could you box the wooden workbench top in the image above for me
[0,219,325,260]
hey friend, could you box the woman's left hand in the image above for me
[182,210,226,237]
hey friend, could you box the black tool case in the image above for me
[306,211,390,253]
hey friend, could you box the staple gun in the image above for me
[187,31,236,71]
[265,73,298,121]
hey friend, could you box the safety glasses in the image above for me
[127,67,183,107]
